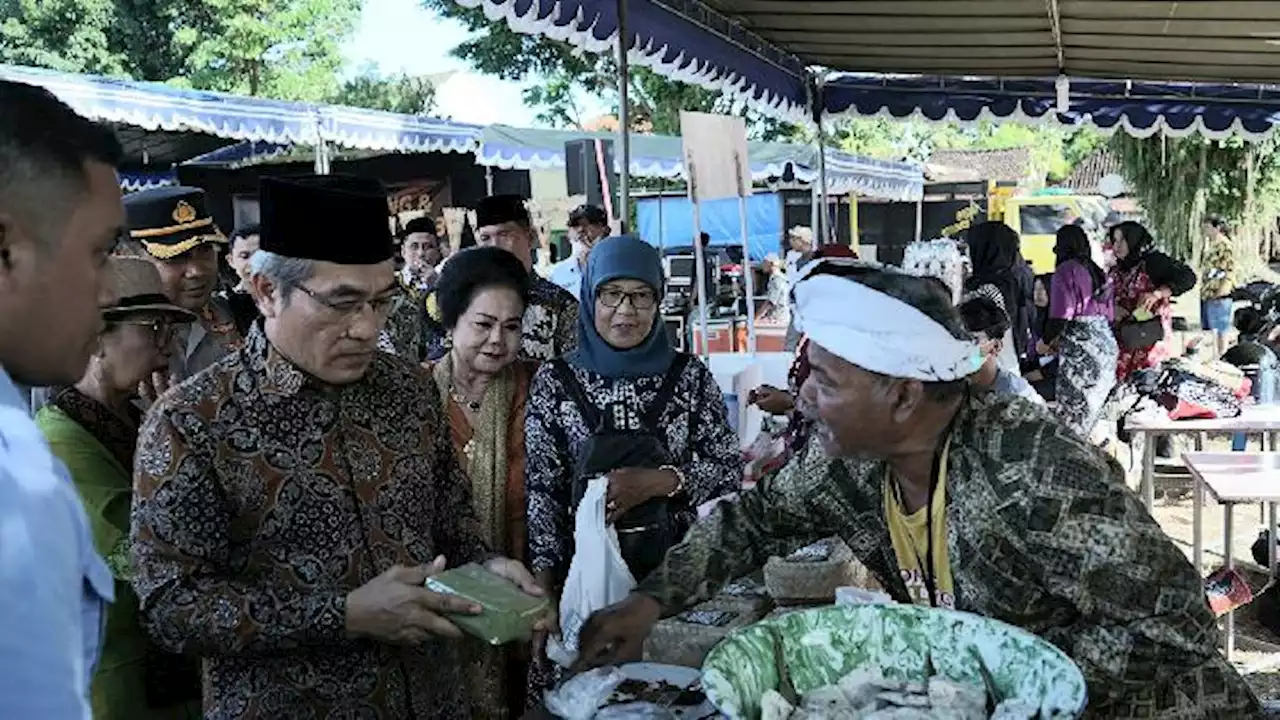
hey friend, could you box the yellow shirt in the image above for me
[883,439,955,609]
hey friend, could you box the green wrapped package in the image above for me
[425,563,552,645]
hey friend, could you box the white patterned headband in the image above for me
[794,261,984,382]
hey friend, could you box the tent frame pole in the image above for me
[615,0,632,231]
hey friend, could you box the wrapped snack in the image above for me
[424,563,551,645]
[545,667,627,720]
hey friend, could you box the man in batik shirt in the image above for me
[577,260,1261,717]
[120,186,243,383]
[422,194,578,362]
[378,217,444,360]
[131,175,545,720]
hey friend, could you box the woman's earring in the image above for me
[443,332,453,349]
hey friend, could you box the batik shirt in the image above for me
[524,355,743,578]
[422,276,579,363]
[378,291,425,361]
[131,326,488,720]
[637,393,1261,718]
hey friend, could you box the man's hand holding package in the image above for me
[345,557,481,644]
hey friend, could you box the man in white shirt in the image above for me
[0,79,125,718]
[549,203,608,300]
[958,296,1045,406]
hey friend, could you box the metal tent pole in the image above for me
[736,152,757,354]
[615,0,631,230]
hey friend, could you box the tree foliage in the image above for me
[1112,134,1280,267]
[1,0,368,103]
[333,63,438,115]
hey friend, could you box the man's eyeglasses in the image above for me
[597,287,657,310]
[296,285,400,319]
[111,319,176,347]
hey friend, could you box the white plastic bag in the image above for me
[544,666,626,720]
[547,477,637,668]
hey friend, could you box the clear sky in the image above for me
[343,0,569,126]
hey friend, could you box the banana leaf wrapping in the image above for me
[425,563,552,645]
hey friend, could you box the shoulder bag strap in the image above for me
[550,358,601,429]
[640,354,691,429]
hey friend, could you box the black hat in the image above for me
[568,204,608,227]
[124,186,225,259]
[259,174,393,265]
[475,194,530,229]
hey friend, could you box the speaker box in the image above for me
[565,139,619,217]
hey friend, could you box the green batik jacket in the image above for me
[637,393,1260,718]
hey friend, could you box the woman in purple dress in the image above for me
[1043,225,1118,439]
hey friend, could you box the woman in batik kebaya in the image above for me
[424,246,537,718]
[1042,224,1117,440]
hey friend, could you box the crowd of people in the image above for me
[0,78,1264,720]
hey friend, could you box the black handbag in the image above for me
[1118,316,1165,350]
[551,355,695,581]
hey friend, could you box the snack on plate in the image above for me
[424,563,551,645]
[759,666,1032,719]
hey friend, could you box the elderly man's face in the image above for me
[256,259,397,385]
[477,221,534,270]
[153,242,218,312]
[799,342,928,458]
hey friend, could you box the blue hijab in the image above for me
[566,235,676,378]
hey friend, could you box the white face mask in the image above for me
[570,239,588,258]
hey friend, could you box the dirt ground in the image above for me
[1141,434,1280,704]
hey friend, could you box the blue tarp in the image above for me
[636,193,782,262]
[0,64,482,153]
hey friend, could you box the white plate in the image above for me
[607,663,717,718]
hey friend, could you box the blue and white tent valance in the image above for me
[453,0,811,125]
[478,125,923,201]
[823,76,1280,142]
[0,64,483,154]
[119,169,178,193]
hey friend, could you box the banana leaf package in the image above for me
[425,563,551,645]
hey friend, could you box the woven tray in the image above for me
[644,595,770,668]
[763,537,868,605]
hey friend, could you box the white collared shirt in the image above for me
[549,256,585,301]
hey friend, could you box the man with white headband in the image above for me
[572,261,1260,717]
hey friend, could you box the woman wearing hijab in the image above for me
[1108,221,1197,380]
[963,222,1030,373]
[1042,225,1118,440]
[524,235,742,637]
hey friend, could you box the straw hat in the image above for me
[101,257,197,322]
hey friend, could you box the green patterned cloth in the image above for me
[637,393,1261,718]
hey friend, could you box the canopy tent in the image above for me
[823,76,1280,141]
[181,124,923,201]
[119,169,179,193]
[458,0,1280,138]
[0,64,484,165]
[478,124,923,200]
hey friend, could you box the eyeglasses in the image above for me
[597,287,657,310]
[111,319,176,347]
[296,285,400,319]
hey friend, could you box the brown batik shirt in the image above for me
[638,393,1262,718]
[131,326,489,720]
